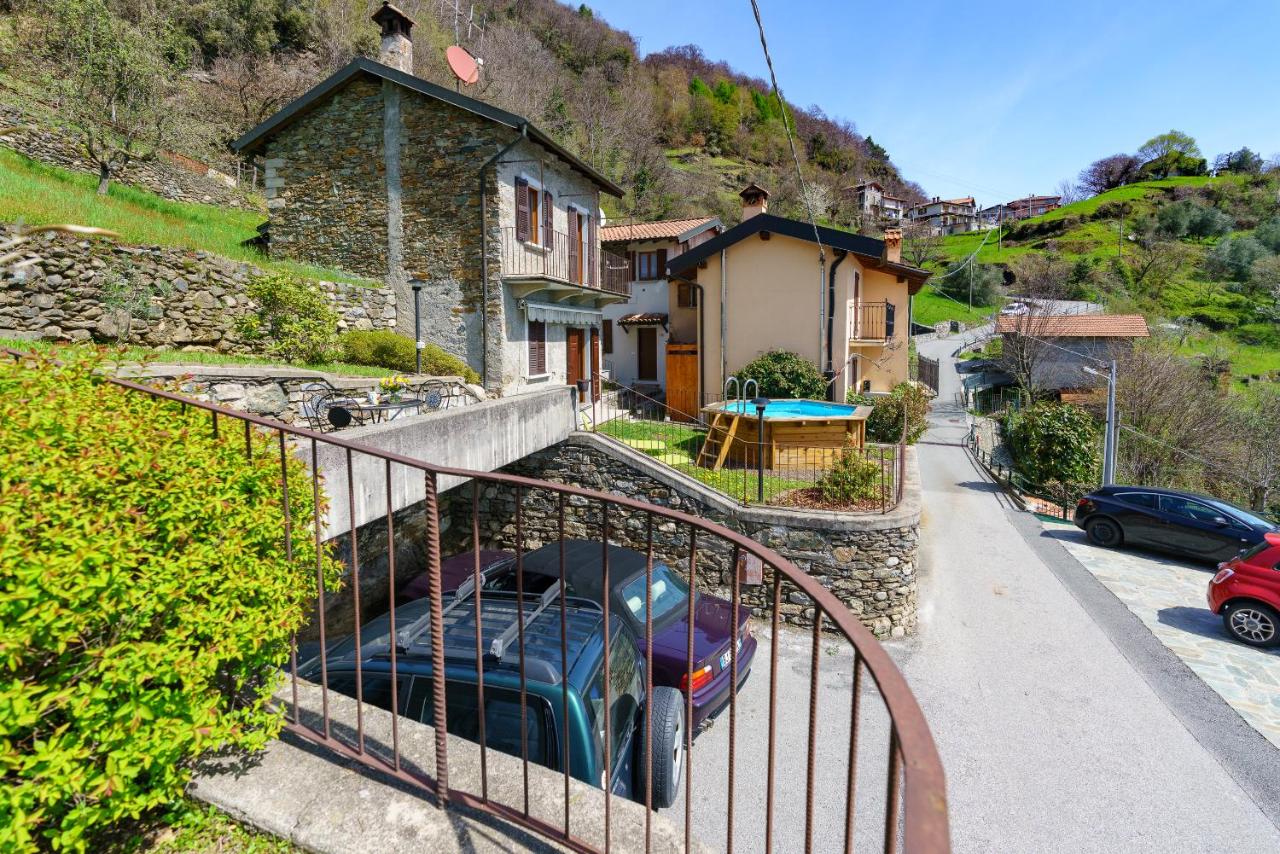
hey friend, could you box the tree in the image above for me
[45,0,186,194]
[999,254,1080,400]
[1236,387,1280,512]
[1006,402,1100,485]
[901,221,943,268]
[1055,178,1082,205]
[936,260,1001,307]
[1137,129,1201,164]
[1214,147,1264,175]
[734,350,826,399]
[1205,236,1269,282]
[1078,154,1141,195]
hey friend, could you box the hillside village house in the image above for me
[232,3,629,396]
[598,217,721,396]
[979,194,1063,227]
[665,185,931,413]
[908,196,979,235]
[845,181,910,226]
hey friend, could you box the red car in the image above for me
[1207,532,1280,648]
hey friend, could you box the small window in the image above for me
[1118,492,1158,509]
[603,319,613,354]
[636,251,658,280]
[528,319,546,375]
[677,283,697,308]
[528,189,541,245]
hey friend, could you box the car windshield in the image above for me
[1205,499,1275,530]
[620,564,690,624]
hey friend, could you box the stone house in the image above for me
[844,181,910,226]
[598,217,721,400]
[665,185,932,408]
[907,196,979,235]
[232,3,628,396]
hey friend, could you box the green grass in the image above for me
[0,146,375,286]
[118,801,295,853]
[1,338,397,377]
[912,284,998,327]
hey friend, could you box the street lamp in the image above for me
[410,281,424,375]
[751,396,770,502]
[1082,361,1118,485]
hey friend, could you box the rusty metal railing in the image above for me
[9,348,948,853]
[501,227,631,297]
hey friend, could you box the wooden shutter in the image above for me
[603,319,613,353]
[885,301,896,338]
[588,213,597,287]
[627,251,636,281]
[567,209,580,283]
[528,319,546,374]
[656,247,668,281]
[677,283,691,308]
[515,178,530,242]
[543,190,554,250]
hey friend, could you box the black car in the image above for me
[1074,486,1277,563]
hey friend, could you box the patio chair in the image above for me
[413,379,449,412]
[298,383,332,432]
[313,390,366,432]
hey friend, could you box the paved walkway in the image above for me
[905,333,1280,852]
[1043,519,1280,749]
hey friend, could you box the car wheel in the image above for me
[1086,517,1123,548]
[1223,602,1280,648]
[637,686,684,809]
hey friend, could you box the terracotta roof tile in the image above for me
[618,312,667,325]
[600,217,717,243]
[995,314,1150,337]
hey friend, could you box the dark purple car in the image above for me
[399,540,754,727]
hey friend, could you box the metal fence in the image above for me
[917,357,939,395]
[590,383,906,513]
[501,227,631,296]
[10,348,947,853]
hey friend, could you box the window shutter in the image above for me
[567,210,580,283]
[885,301,896,338]
[528,320,546,374]
[588,213,597,287]
[677,283,691,308]
[656,248,668,281]
[543,190,554,250]
[627,251,636,281]
[515,178,530,242]
[603,319,613,354]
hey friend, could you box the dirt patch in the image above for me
[770,487,886,513]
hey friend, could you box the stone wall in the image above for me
[0,103,259,211]
[0,230,396,348]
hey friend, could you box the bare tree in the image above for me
[207,52,321,143]
[901,221,943,268]
[1078,153,1141,196]
[1235,388,1280,511]
[1055,178,1082,205]
[998,254,1080,400]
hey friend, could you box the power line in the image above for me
[1118,423,1268,490]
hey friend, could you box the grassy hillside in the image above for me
[0,146,371,285]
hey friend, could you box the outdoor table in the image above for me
[347,397,425,423]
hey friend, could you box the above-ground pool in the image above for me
[699,398,871,471]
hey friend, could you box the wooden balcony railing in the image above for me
[848,299,891,344]
[500,227,631,297]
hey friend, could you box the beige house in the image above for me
[665,185,931,411]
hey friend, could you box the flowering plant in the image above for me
[378,374,409,397]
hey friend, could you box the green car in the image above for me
[300,580,686,808]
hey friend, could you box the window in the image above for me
[408,680,555,768]
[1118,492,1159,509]
[602,319,613,354]
[326,672,409,715]
[1160,495,1221,523]
[676,283,698,308]
[528,319,546,375]
[528,188,540,245]
[515,179,552,247]
[636,252,657,280]
[585,628,642,772]
[619,565,690,625]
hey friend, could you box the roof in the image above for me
[232,57,623,196]
[995,314,1151,338]
[1007,195,1062,205]
[600,217,720,244]
[618,312,667,325]
[665,213,932,293]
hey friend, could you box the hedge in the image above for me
[734,350,826,399]
[0,350,342,851]
[340,330,480,383]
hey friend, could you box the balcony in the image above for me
[500,227,631,305]
[848,299,891,346]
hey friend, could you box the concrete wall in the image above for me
[312,383,576,537]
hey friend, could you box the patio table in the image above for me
[347,397,425,423]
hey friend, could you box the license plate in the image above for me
[720,637,743,671]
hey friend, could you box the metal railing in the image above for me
[917,357,940,395]
[590,382,907,514]
[849,300,889,342]
[500,227,631,297]
[8,349,947,853]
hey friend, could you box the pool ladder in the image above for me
[695,376,753,471]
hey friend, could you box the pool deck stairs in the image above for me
[696,411,741,471]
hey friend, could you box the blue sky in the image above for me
[587,0,1280,204]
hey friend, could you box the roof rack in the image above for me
[490,581,562,662]
[394,573,478,652]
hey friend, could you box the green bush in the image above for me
[735,350,826,399]
[1234,322,1280,347]
[1206,236,1270,283]
[816,440,882,504]
[237,273,340,364]
[936,261,1002,306]
[1006,402,1100,485]
[0,350,341,851]
[339,330,480,383]
[851,382,930,444]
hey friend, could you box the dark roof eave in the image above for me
[232,57,623,197]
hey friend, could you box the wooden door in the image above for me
[567,327,584,400]
[590,327,601,401]
[665,343,699,422]
[637,328,657,382]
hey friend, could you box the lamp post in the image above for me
[1083,361,1119,485]
[411,281,424,375]
[752,396,770,502]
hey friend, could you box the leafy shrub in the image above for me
[1206,236,1270,283]
[936,260,1002,306]
[1254,216,1280,253]
[1156,200,1233,240]
[816,440,882,504]
[1234,322,1280,347]
[339,330,481,383]
[0,350,341,851]
[735,350,826,399]
[237,273,340,364]
[1006,402,1100,485]
[851,381,930,444]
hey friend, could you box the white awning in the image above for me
[520,300,603,327]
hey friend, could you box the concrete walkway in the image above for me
[904,333,1280,852]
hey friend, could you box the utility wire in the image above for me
[1118,423,1269,489]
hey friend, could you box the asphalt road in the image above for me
[675,333,1280,853]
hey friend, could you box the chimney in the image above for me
[372,2,415,74]
[882,228,902,264]
[739,182,770,220]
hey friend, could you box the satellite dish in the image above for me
[446,45,480,85]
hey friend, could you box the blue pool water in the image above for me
[715,399,860,419]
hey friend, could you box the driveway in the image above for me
[1042,519,1280,748]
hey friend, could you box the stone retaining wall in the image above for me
[1,231,396,348]
[0,102,259,211]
